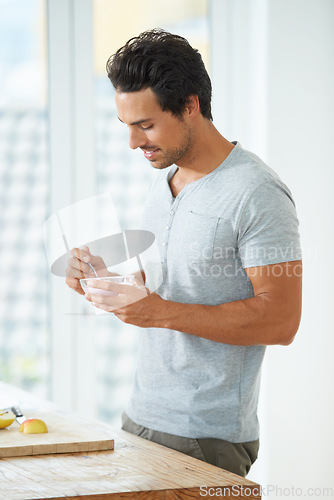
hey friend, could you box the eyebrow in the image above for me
[118,117,152,126]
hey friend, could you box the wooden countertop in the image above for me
[0,382,261,499]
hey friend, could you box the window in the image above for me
[0,0,50,397]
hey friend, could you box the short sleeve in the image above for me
[237,180,302,268]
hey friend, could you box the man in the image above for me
[66,29,302,476]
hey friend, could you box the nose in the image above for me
[128,127,146,150]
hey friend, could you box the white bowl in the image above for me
[80,275,135,296]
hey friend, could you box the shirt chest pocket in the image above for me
[179,211,220,262]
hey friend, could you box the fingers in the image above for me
[85,292,123,311]
[66,247,97,296]
[132,280,149,293]
[84,279,129,294]
[89,302,109,312]
[71,247,91,263]
[90,255,108,274]
[85,278,149,312]
[66,256,94,277]
[65,276,85,295]
[86,278,145,293]
[70,246,108,275]
[81,245,92,255]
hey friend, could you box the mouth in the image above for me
[142,148,160,160]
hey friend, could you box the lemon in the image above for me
[0,410,15,429]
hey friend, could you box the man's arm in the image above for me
[158,260,302,346]
[85,260,302,346]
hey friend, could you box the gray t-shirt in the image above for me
[125,141,302,442]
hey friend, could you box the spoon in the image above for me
[87,262,98,277]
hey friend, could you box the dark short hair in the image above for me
[106,28,213,120]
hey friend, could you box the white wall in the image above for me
[211,0,334,497]
[262,0,334,497]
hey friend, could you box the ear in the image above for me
[185,95,200,118]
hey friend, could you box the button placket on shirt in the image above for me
[161,201,178,266]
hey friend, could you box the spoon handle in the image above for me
[87,262,98,277]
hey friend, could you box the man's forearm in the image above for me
[154,295,298,346]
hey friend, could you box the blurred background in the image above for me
[0,0,333,498]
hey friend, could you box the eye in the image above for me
[140,124,153,131]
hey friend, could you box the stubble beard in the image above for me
[149,127,193,170]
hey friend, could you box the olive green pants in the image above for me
[121,412,259,477]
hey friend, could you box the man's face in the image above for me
[115,87,193,169]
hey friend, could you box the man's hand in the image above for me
[84,278,165,327]
[65,245,110,295]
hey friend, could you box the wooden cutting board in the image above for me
[0,409,114,458]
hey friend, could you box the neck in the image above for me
[174,119,234,184]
